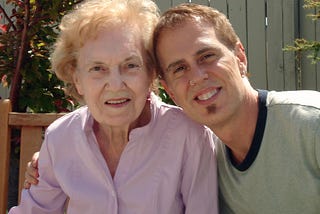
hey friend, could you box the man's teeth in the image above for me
[106,99,128,104]
[197,90,217,101]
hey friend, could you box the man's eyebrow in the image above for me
[194,47,220,56]
[166,59,185,73]
[165,47,221,72]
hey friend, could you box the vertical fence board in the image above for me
[191,0,210,6]
[210,0,228,15]
[172,0,189,6]
[266,0,284,90]
[282,0,298,90]
[247,0,267,89]
[0,0,12,99]
[228,0,248,52]
[316,12,320,90]
[154,0,172,13]
[300,4,317,90]
[0,87,9,100]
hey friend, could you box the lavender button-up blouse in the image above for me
[9,93,218,214]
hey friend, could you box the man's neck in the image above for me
[209,89,259,164]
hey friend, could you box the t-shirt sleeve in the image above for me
[315,121,320,170]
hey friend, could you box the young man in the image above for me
[153,3,320,214]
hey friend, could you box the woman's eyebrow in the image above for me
[123,54,143,63]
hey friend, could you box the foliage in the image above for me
[158,86,175,105]
[283,0,320,64]
[0,0,82,112]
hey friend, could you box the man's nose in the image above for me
[188,67,209,86]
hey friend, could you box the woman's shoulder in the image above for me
[46,106,89,133]
[154,99,208,134]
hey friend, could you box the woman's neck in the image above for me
[94,122,129,179]
[93,100,152,178]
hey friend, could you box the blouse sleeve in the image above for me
[180,128,219,214]
[9,131,67,214]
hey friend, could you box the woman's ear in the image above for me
[72,70,84,95]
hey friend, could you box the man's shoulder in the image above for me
[267,90,320,109]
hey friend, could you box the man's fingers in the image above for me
[23,180,31,189]
[24,152,40,190]
[26,161,39,179]
[25,170,39,185]
[31,152,40,168]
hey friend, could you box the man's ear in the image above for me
[235,42,247,76]
[159,79,176,102]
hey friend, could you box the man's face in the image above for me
[156,19,247,128]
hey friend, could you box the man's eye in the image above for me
[200,53,216,63]
[167,65,188,79]
[174,65,187,74]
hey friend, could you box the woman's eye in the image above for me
[89,65,105,73]
[127,63,140,69]
[122,61,142,72]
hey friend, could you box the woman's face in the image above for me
[74,26,152,128]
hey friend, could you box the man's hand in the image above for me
[24,151,40,189]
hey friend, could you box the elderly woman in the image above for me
[9,0,218,213]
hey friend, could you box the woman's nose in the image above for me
[105,70,125,90]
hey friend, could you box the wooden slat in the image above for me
[0,87,9,100]
[191,0,210,6]
[227,0,248,52]
[266,0,285,90]
[154,0,172,14]
[247,0,267,89]
[18,127,44,201]
[316,2,320,91]
[8,112,65,126]
[210,0,227,15]
[172,0,188,6]
[0,99,11,214]
[300,4,317,90]
[283,0,298,90]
